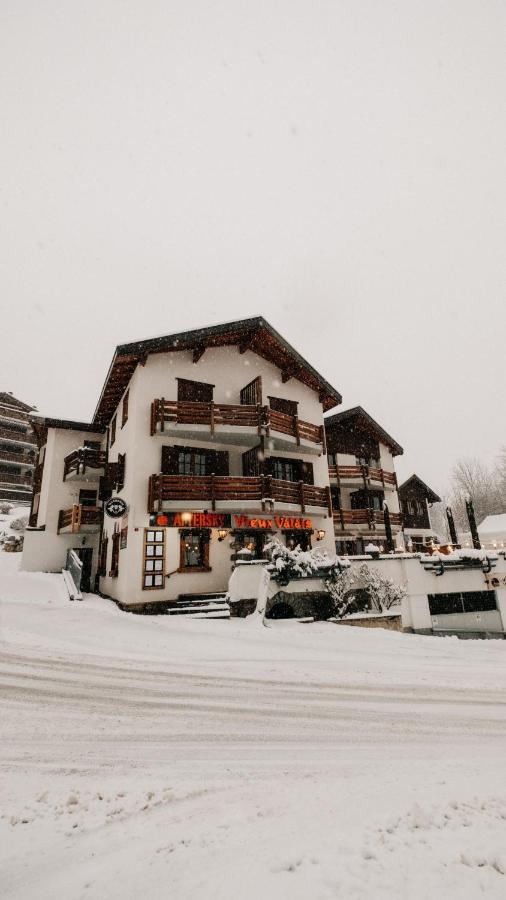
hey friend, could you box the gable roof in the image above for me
[0,392,35,413]
[92,316,342,426]
[398,474,441,503]
[324,406,403,456]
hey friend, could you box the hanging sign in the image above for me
[105,497,127,519]
[148,511,314,530]
[149,512,232,528]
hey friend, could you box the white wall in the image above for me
[100,347,334,606]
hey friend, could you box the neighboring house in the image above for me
[0,392,37,505]
[398,474,441,552]
[324,407,404,555]
[23,317,341,609]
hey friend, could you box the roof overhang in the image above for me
[92,316,342,426]
[30,415,105,447]
[398,474,441,503]
[324,406,403,457]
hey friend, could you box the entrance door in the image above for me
[75,547,93,593]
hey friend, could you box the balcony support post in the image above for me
[299,480,305,514]
[326,485,332,518]
[210,401,215,436]
[294,415,300,446]
[160,397,165,433]
[210,473,216,511]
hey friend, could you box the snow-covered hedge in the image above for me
[325,562,406,619]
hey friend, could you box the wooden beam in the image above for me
[239,332,254,354]
[192,345,205,363]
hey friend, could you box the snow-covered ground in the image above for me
[1,551,506,898]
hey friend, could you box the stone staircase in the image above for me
[166,592,230,618]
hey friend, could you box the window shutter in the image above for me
[177,379,214,402]
[161,446,181,474]
[207,449,229,475]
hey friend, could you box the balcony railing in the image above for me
[328,464,397,487]
[0,472,33,486]
[57,505,102,534]
[333,509,403,529]
[0,406,30,425]
[148,474,332,515]
[0,425,34,445]
[63,448,107,481]
[150,399,325,448]
[0,449,35,466]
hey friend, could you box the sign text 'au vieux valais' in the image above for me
[150,512,314,530]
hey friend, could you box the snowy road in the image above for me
[2,553,506,898]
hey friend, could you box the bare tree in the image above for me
[449,456,503,529]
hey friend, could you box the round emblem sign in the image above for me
[105,497,127,519]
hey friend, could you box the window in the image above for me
[240,376,262,406]
[350,489,384,510]
[273,459,296,482]
[110,416,116,447]
[179,529,211,572]
[233,530,268,559]
[327,453,337,467]
[284,530,312,551]
[267,457,314,484]
[142,529,165,589]
[121,390,129,427]
[356,455,381,469]
[178,450,207,476]
[84,440,101,451]
[79,489,97,508]
[109,530,120,578]
[428,591,497,616]
[268,397,298,417]
[177,379,214,403]
[116,453,126,491]
[161,446,229,476]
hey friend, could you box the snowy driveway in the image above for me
[1,555,506,898]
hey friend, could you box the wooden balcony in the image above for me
[0,425,34,447]
[0,449,35,467]
[150,399,325,453]
[0,471,32,487]
[58,505,102,534]
[63,448,107,481]
[0,406,30,425]
[328,464,397,488]
[148,474,332,515]
[333,509,403,530]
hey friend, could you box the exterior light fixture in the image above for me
[217,528,228,542]
[379,545,384,553]
[316,529,325,541]
[182,512,192,525]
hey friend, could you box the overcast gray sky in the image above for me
[1,0,504,493]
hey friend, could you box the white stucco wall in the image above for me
[100,347,334,607]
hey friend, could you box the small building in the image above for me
[398,474,441,552]
[0,392,37,506]
[23,317,341,608]
[477,514,506,551]
[324,406,403,555]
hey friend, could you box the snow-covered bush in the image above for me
[263,539,349,587]
[10,515,28,532]
[0,502,13,515]
[325,562,406,618]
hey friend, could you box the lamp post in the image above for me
[465,497,481,550]
[383,503,394,553]
[446,506,459,547]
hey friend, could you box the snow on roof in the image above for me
[478,514,506,535]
